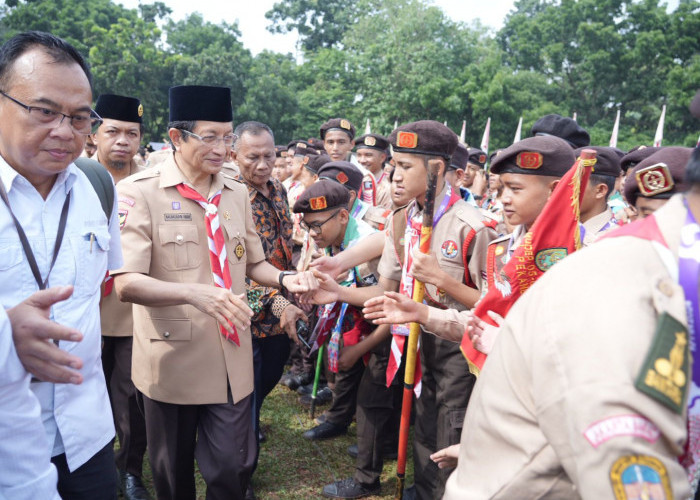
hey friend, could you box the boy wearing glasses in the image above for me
[294,181,380,443]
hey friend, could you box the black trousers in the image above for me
[52,442,118,500]
[102,336,147,476]
[142,392,256,500]
[324,356,365,427]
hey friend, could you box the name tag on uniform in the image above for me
[164,213,193,221]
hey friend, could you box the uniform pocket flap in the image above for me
[158,225,199,246]
[145,317,192,341]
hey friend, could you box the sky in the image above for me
[118,0,518,55]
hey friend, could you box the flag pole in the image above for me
[395,160,441,499]
[653,104,666,147]
[309,343,324,419]
[609,109,620,148]
[513,116,523,144]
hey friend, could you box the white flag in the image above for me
[653,105,666,147]
[513,116,523,144]
[365,119,371,134]
[572,112,577,122]
[480,117,491,155]
[609,109,621,148]
[459,120,466,145]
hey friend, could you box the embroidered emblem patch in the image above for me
[494,245,505,256]
[584,415,660,448]
[336,172,349,184]
[172,201,181,210]
[118,209,128,230]
[534,247,567,272]
[365,136,376,146]
[234,243,245,260]
[635,312,689,414]
[636,163,674,197]
[310,196,327,210]
[164,213,192,221]
[340,119,351,130]
[137,104,144,117]
[478,154,487,164]
[396,131,418,149]
[516,152,543,169]
[609,455,671,500]
[119,196,135,207]
[441,240,458,258]
[364,180,373,189]
[224,210,231,220]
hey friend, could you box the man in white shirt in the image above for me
[0,31,122,499]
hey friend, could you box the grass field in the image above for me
[127,384,413,499]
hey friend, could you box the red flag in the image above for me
[461,150,597,373]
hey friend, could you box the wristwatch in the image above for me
[278,270,297,288]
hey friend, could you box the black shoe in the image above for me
[402,484,416,500]
[299,386,333,407]
[258,429,266,443]
[120,471,152,500]
[280,372,302,390]
[245,485,256,500]
[303,421,347,440]
[314,413,327,425]
[322,478,380,498]
[347,443,398,460]
[297,382,314,395]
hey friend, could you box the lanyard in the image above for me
[679,201,700,385]
[0,177,71,290]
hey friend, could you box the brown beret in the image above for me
[307,137,326,152]
[531,114,590,148]
[317,161,364,192]
[467,147,488,168]
[275,145,287,157]
[293,179,350,214]
[355,133,390,152]
[620,146,662,173]
[287,139,308,151]
[448,144,469,171]
[320,118,356,140]
[574,146,621,178]
[389,120,458,159]
[294,142,320,158]
[490,136,576,177]
[686,146,700,184]
[623,147,692,205]
[304,154,332,175]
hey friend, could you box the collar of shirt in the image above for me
[0,154,77,198]
[158,154,226,196]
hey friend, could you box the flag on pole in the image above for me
[443,120,448,126]
[365,119,371,134]
[459,120,466,145]
[513,116,523,144]
[480,117,491,155]
[572,112,577,122]
[609,109,621,148]
[653,104,666,147]
[393,119,398,131]
[460,150,596,373]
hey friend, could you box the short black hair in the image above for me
[589,173,616,201]
[167,120,196,151]
[0,31,92,91]
[233,121,274,151]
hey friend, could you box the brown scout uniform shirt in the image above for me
[113,154,266,405]
[582,207,618,247]
[444,195,693,499]
[100,158,146,337]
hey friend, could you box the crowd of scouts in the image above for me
[2,30,700,500]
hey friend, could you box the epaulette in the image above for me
[454,201,488,232]
[124,168,161,183]
[489,233,511,246]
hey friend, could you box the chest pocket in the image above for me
[158,225,202,271]
[68,229,110,298]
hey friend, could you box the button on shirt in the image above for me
[0,308,60,500]
[0,157,122,472]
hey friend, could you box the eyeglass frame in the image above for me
[300,208,342,234]
[179,129,238,148]
[0,90,102,135]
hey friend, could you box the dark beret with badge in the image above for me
[307,137,327,152]
[305,154,332,175]
[448,144,469,171]
[623,147,692,205]
[294,141,320,158]
[620,146,662,174]
[275,145,287,157]
[355,133,390,152]
[320,118,356,140]
[287,139,307,151]
[293,180,350,214]
[531,114,590,148]
[389,120,459,160]
[95,94,143,124]
[169,85,232,122]
[317,161,364,192]
[574,146,621,178]
[467,147,488,168]
[490,136,576,177]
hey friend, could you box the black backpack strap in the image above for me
[74,157,115,221]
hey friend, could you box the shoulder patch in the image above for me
[584,415,660,448]
[610,455,672,499]
[635,312,689,414]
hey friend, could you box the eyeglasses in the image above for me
[0,91,102,135]
[300,209,341,234]
[180,129,237,148]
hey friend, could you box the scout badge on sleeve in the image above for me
[609,455,672,499]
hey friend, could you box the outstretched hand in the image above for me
[362,291,428,326]
[298,270,341,306]
[430,444,461,470]
[466,310,504,354]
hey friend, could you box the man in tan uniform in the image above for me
[355,133,392,209]
[442,150,700,499]
[113,85,316,500]
[93,93,149,500]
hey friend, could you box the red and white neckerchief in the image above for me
[176,183,239,345]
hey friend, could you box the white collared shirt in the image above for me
[0,156,122,472]
[0,308,60,500]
